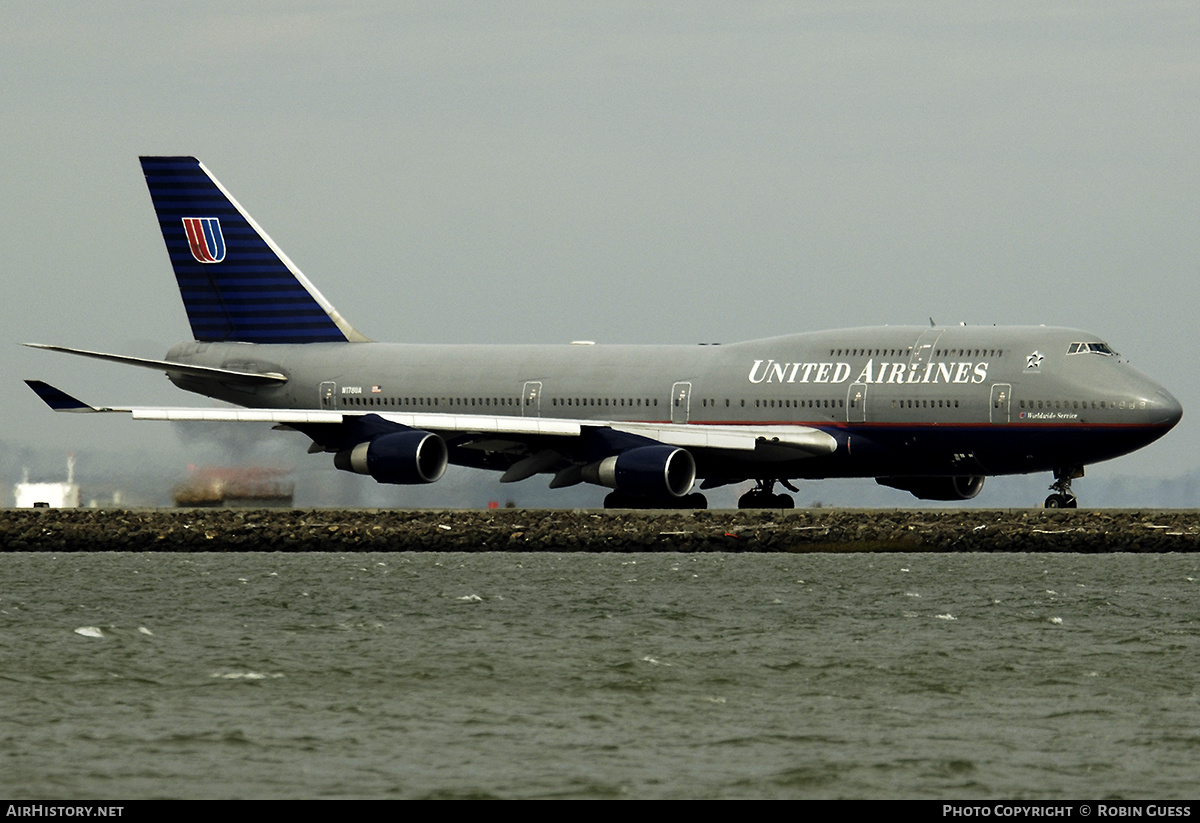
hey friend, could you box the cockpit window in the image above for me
[1067,342,1117,356]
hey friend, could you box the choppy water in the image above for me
[1,550,1198,799]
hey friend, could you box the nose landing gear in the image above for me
[1044,466,1083,508]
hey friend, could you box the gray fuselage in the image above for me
[165,324,1181,482]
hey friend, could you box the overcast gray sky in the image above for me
[3,2,1198,504]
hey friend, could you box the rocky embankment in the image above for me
[2,508,1199,552]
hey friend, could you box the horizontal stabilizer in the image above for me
[25,343,288,384]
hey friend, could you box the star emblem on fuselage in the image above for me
[1026,351,1044,369]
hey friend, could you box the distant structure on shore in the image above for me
[13,455,81,508]
[172,466,294,508]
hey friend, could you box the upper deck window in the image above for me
[1067,342,1117,356]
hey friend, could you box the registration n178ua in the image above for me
[25,157,1182,509]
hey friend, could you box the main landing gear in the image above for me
[737,479,796,509]
[1044,466,1083,509]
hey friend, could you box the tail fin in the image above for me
[139,156,369,344]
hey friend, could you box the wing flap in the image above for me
[612,421,837,455]
[131,408,343,423]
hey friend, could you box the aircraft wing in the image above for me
[24,381,836,457]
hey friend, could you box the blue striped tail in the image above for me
[139,156,367,344]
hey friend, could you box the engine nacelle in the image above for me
[876,475,985,501]
[334,430,448,485]
[581,446,696,498]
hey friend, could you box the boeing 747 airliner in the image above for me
[25,157,1182,508]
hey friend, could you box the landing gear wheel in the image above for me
[1045,466,1084,509]
[737,481,795,509]
[603,491,639,509]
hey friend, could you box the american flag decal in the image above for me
[182,217,226,263]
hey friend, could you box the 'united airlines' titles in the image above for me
[748,359,989,386]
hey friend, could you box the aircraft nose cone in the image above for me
[1152,388,1183,428]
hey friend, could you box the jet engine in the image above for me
[876,475,985,501]
[581,445,696,498]
[334,430,448,485]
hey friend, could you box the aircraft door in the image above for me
[671,382,692,424]
[522,381,542,417]
[909,328,944,371]
[847,382,867,423]
[990,383,1011,424]
[320,381,337,410]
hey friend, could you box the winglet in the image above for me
[25,380,99,412]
